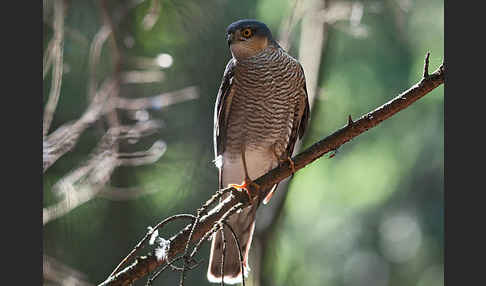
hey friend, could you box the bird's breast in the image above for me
[224,50,304,160]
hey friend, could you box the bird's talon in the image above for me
[228,179,259,202]
[287,156,296,174]
[228,182,249,190]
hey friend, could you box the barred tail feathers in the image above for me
[207,205,256,284]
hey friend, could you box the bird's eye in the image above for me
[241,28,253,38]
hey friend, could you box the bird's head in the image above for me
[226,19,276,60]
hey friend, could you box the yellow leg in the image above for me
[228,144,260,201]
[287,156,296,175]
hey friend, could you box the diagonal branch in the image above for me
[99,55,444,286]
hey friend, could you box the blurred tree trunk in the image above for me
[253,0,329,285]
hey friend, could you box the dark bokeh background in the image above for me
[43,0,443,285]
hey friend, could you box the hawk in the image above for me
[208,19,310,284]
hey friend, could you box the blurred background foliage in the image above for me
[43,0,443,285]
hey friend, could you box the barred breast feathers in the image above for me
[224,45,306,158]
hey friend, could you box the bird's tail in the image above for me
[207,204,257,284]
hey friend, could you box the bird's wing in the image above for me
[298,69,311,140]
[285,63,311,158]
[214,58,236,188]
[262,63,310,205]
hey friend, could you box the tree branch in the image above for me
[43,121,166,225]
[43,78,117,172]
[43,0,65,136]
[111,86,199,111]
[42,83,197,172]
[99,56,444,286]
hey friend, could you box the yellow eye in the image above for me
[241,28,253,38]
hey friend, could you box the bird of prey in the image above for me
[208,19,310,284]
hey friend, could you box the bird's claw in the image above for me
[228,178,260,202]
[287,156,296,174]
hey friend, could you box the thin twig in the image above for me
[99,0,122,134]
[87,26,112,102]
[43,38,56,79]
[146,256,184,285]
[117,140,167,166]
[424,51,431,78]
[43,19,91,48]
[219,224,226,286]
[121,70,165,84]
[222,221,246,286]
[43,84,198,172]
[109,214,196,278]
[113,86,199,111]
[200,187,233,213]
[179,209,203,286]
[142,0,160,30]
[43,78,117,172]
[44,124,167,225]
[146,254,201,285]
[43,131,120,225]
[189,201,246,260]
[43,0,65,136]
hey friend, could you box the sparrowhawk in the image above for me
[208,19,310,284]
